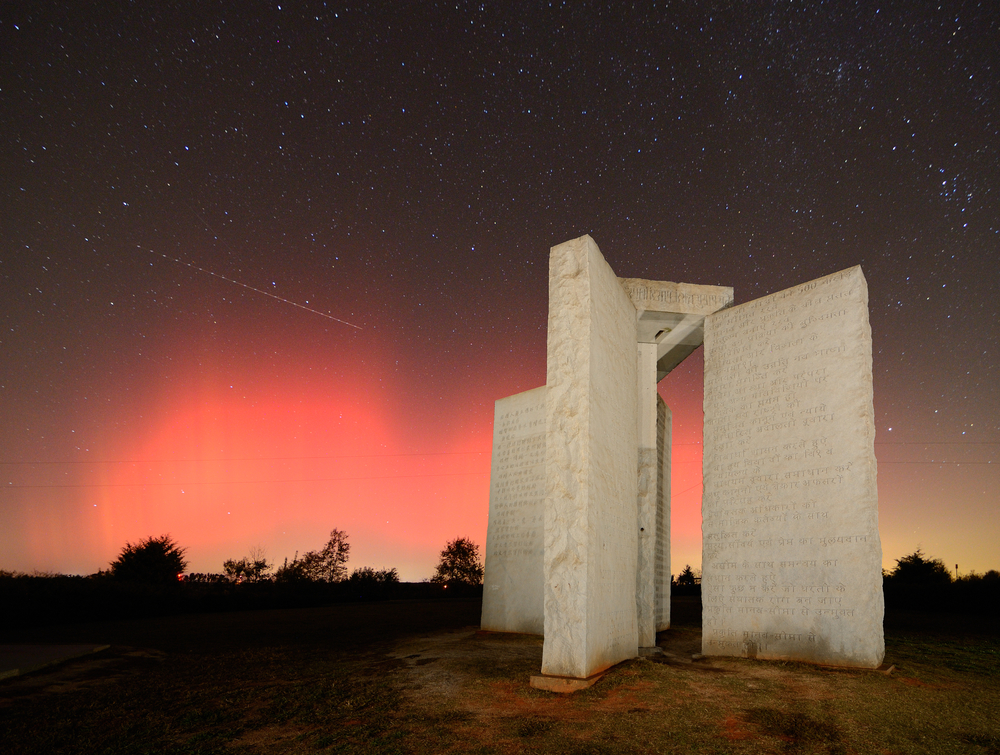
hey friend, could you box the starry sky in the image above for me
[2,2,997,581]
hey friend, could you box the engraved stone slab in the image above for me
[702,266,884,668]
[542,235,639,679]
[481,386,546,635]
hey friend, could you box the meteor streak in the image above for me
[150,250,363,329]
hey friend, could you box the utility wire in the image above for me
[0,451,487,466]
[3,470,489,490]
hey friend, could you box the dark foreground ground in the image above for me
[1,597,998,754]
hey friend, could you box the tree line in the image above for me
[0,531,485,628]
[668,550,999,613]
[104,530,484,587]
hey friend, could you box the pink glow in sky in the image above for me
[2,4,997,581]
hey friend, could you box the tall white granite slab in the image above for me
[702,266,884,668]
[654,395,671,633]
[636,343,658,646]
[481,386,546,634]
[636,347,672,645]
[542,235,639,679]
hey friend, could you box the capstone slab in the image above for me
[701,266,884,668]
[620,278,735,316]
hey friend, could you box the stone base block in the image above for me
[529,672,604,693]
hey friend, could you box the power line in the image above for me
[878,461,995,465]
[2,470,489,490]
[5,443,995,467]
[875,441,998,446]
[0,451,488,466]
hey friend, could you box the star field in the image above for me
[1,2,997,578]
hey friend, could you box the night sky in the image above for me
[2,2,997,580]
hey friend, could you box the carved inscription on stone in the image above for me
[481,386,546,635]
[702,266,884,668]
[619,278,734,315]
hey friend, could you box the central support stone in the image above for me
[483,235,733,684]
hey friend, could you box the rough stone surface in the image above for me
[542,235,639,679]
[636,343,659,647]
[637,348,672,645]
[654,395,671,632]
[481,386,546,635]
[701,266,884,669]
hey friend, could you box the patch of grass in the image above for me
[744,707,845,753]
[961,732,1000,755]
[888,633,1000,679]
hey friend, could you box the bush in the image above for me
[887,548,952,585]
[110,535,187,583]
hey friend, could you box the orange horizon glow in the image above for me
[4,346,996,581]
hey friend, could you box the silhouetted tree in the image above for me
[273,553,309,583]
[676,564,698,587]
[223,546,273,583]
[110,535,187,583]
[273,529,351,583]
[348,566,399,584]
[183,572,228,584]
[889,548,952,585]
[431,537,483,586]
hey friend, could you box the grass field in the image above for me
[1,597,998,754]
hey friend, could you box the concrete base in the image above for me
[529,672,604,693]
[637,646,664,657]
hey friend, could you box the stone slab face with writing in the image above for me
[481,386,547,635]
[702,266,884,669]
[542,235,639,679]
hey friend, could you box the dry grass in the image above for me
[1,598,998,754]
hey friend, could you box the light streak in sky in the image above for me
[150,249,364,329]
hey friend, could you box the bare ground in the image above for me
[1,597,998,754]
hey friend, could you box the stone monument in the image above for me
[701,267,884,667]
[481,386,546,635]
[481,235,883,688]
